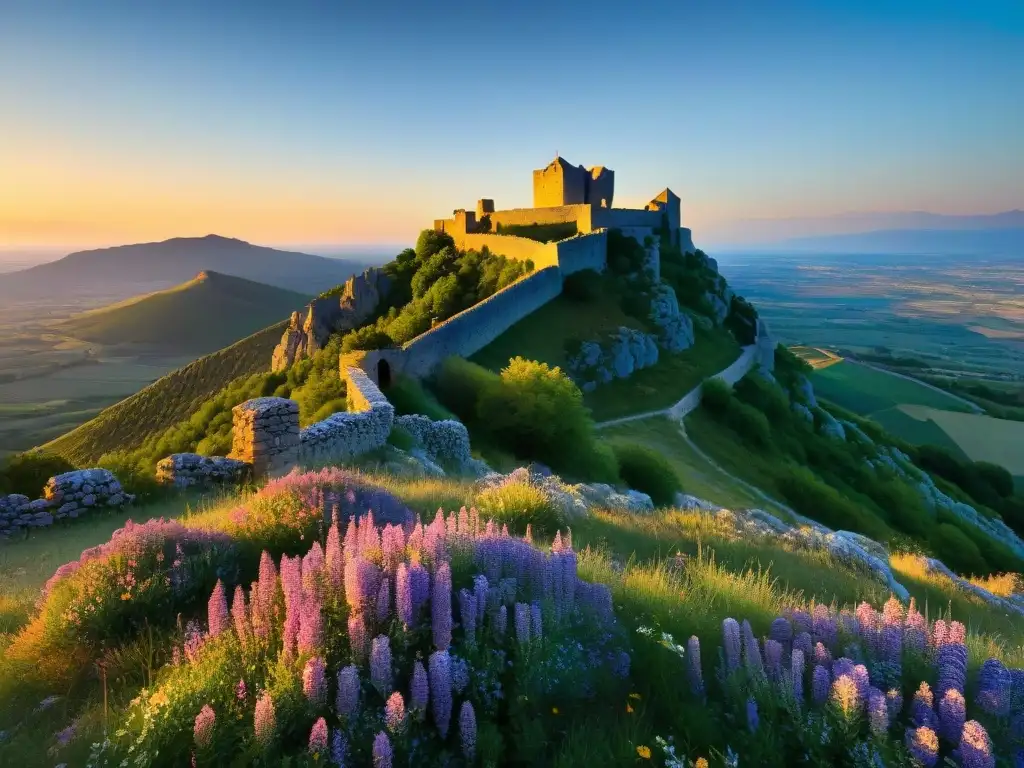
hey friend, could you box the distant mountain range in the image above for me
[0,234,370,301]
[56,270,310,354]
[704,210,1024,252]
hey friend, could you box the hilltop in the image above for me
[55,270,310,354]
[0,234,369,301]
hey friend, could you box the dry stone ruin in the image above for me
[228,397,301,478]
[0,468,134,538]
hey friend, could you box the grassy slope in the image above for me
[57,270,309,353]
[811,359,974,416]
[41,321,286,465]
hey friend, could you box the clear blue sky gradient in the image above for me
[2,0,1022,248]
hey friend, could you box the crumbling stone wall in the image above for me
[395,414,471,466]
[156,453,251,488]
[298,367,394,465]
[229,397,300,479]
[0,468,133,538]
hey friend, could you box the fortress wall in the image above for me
[298,367,394,465]
[554,230,608,275]
[489,204,593,233]
[592,207,663,230]
[452,232,561,269]
[401,266,564,377]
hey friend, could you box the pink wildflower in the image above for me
[254,691,275,748]
[193,704,215,750]
[207,580,229,637]
[385,691,406,733]
[308,716,328,756]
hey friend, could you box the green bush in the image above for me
[386,425,416,451]
[606,229,648,275]
[562,269,603,302]
[415,229,455,261]
[701,379,772,449]
[0,451,76,497]
[929,522,988,577]
[725,295,758,345]
[386,375,455,421]
[474,479,565,535]
[612,443,681,506]
[775,465,889,540]
[431,358,500,424]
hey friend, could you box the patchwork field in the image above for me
[810,359,976,416]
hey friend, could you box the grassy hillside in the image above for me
[57,270,309,353]
[41,321,286,465]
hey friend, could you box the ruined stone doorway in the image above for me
[377,359,392,389]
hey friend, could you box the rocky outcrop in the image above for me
[566,327,659,393]
[816,407,847,441]
[156,453,251,488]
[648,283,696,353]
[272,267,392,371]
[795,375,818,408]
[1,469,134,538]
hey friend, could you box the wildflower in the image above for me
[299,591,324,654]
[193,704,215,750]
[495,604,508,639]
[881,595,904,626]
[348,612,367,664]
[531,602,543,640]
[330,729,348,766]
[976,658,1012,717]
[336,665,360,718]
[396,563,413,628]
[552,706,560,715]
[184,620,204,661]
[932,619,948,648]
[459,588,477,646]
[514,602,531,645]
[235,678,247,702]
[376,579,391,624]
[451,655,470,694]
[764,639,783,680]
[432,562,452,651]
[812,665,831,705]
[696,759,709,768]
[904,726,939,767]
[722,618,741,673]
[742,620,764,676]
[813,641,831,667]
[791,648,805,704]
[947,620,966,645]
[911,682,938,729]
[254,691,276,748]
[429,650,453,737]
[938,688,966,743]
[636,745,652,759]
[886,687,903,725]
[325,518,343,590]
[832,674,859,717]
[770,616,792,645]
[230,585,249,646]
[370,635,393,696]
[746,698,759,732]
[626,703,634,714]
[385,692,406,734]
[372,731,393,768]
[460,701,477,761]
[303,656,327,705]
[793,631,812,662]
[309,717,328,756]
[936,642,968,696]
[868,688,888,736]
[410,660,429,712]
[959,720,995,768]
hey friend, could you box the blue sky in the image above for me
[1,0,1022,250]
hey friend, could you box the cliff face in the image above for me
[271,267,392,371]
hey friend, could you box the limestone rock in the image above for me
[648,283,695,353]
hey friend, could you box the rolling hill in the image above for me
[56,270,309,354]
[41,321,286,465]
[0,234,370,301]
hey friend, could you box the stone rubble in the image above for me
[1,468,134,538]
[155,453,251,488]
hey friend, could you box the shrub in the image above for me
[562,269,603,302]
[701,380,772,450]
[386,425,416,451]
[775,465,889,540]
[612,443,681,506]
[474,478,565,535]
[606,229,648,275]
[414,229,455,261]
[431,358,500,424]
[724,295,758,345]
[929,522,988,577]
[0,451,75,497]
[386,375,456,421]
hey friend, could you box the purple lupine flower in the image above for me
[722,618,741,673]
[769,617,792,645]
[381,524,405,573]
[976,658,1012,717]
[336,665,360,718]
[886,688,903,724]
[303,656,327,705]
[764,639,783,680]
[385,692,406,734]
[309,717,328,756]
[959,720,995,768]
[254,691,275,748]
[932,619,948,648]
[947,621,966,645]
[791,649,805,704]
[531,602,543,640]
[208,580,229,637]
[936,643,968,695]
[812,665,831,705]
[376,578,391,624]
[687,635,704,695]
[790,608,812,635]
[742,620,764,676]
[370,635,393,696]
[852,664,870,700]
[396,563,413,628]
[459,588,477,647]
[868,688,888,736]
[911,682,938,729]
[372,731,393,768]
[813,641,831,667]
[428,650,453,737]
[346,609,366,661]
[326,519,343,591]
[230,585,248,646]
[495,604,508,639]
[235,678,247,702]
[451,655,470,694]
[746,698,759,732]
[611,650,631,678]
[514,602,531,645]
[905,726,939,767]
[474,574,489,627]
[331,728,348,766]
[794,631,813,662]
[460,701,477,761]
[832,674,860,716]
[302,542,325,598]
[410,562,430,613]
[832,657,855,681]
[411,660,429,712]
[938,688,966,743]
[344,556,379,614]
[881,625,903,665]
[904,599,927,653]
[811,604,837,648]
[194,704,215,749]
[299,592,324,654]
[432,562,452,651]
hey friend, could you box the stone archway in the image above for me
[376,359,392,389]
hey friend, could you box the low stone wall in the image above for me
[156,453,251,488]
[298,367,395,465]
[394,414,471,466]
[229,397,300,479]
[1,468,133,538]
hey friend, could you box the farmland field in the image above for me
[810,360,975,416]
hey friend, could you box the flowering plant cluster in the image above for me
[102,505,630,766]
[646,597,1022,767]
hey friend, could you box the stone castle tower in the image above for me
[532,156,615,208]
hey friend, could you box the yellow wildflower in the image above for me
[148,690,169,708]
[629,692,642,700]
[637,745,651,759]
[696,759,709,768]
[551,706,559,715]
[120,592,131,601]
[626,703,634,713]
